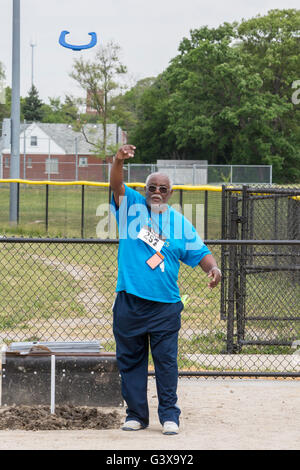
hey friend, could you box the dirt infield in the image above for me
[0,405,121,431]
[0,377,299,450]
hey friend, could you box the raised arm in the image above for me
[110,145,136,206]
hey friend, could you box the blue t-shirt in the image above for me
[111,184,211,303]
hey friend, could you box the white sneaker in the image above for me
[162,421,179,435]
[121,420,144,431]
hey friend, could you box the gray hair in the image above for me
[145,172,173,189]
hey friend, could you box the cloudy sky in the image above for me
[1,0,299,102]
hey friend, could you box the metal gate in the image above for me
[221,186,300,353]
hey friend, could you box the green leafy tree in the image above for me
[129,10,300,182]
[236,9,300,182]
[70,41,127,157]
[0,64,9,123]
[22,85,44,122]
[128,74,178,162]
[110,77,156,136]
[41,95,79,123]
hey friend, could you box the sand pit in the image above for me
[0,404,122,431]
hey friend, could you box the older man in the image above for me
[110,144,221,435]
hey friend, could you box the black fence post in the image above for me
[236,185,248,350]
[45,184,49,233]
[226,193,238,353]
[204,190,208,240]
[108,184,112,236]
[274,196,278,267]
[220,185,226,320]
[179,189,183,212]
[17,182,20,225]
[81,184,85,238]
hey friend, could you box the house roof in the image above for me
[2,122,124,155]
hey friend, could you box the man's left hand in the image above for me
[207,267,222,289]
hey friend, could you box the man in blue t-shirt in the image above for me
[110,144,221,435]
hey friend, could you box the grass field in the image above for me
[0,182,299,373]
[0,183,223,239]
[0,239,298,373]
[0,240,228,371]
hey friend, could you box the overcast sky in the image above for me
[1,0,299,103]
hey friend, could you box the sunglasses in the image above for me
[147,185,169,194]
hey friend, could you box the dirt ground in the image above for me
[0,404,121,431]
[0,377,299,450]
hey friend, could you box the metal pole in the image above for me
[108,184,111,235]
[81,184,85,238]
[23,121,26,179]
[237,185,248,348]
[179,189,183,212]
[50,354,56,414]
[108,162,111,183]
[31,44,34,88]
[226,194,238,353]
[75,137,78,181]
[30,42,36,88]
[48,137,51,181]
[204,190,208,240]
[220,185,226,320]
[45,184,49,232]
[17,182,20,225]
[9,0,21,224]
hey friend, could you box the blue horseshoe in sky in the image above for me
[59,30,97,51]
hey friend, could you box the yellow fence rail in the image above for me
[0,179,222,192]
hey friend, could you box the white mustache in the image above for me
[151,194,163,201]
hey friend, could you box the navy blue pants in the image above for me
[113,291,183,427]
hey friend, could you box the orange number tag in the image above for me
[146,251,164,270]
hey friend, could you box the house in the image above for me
[0,122,127,181]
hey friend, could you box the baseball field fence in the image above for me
[0,181,299,378]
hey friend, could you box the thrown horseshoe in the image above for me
[59,30,97,51]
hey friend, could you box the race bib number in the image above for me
[137,226,165,252]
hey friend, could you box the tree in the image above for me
[236,9,300,182]
[0,61,5,103]
[165,22,296,178]
[128,74,178,162]
[22,85,44,122]
[70,41,127,157]
[0,63,10,123]
[110,77,156,135]
[128,10,300,182]
[41,95,79,123]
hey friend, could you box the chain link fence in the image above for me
[220,185,300,376]
[0,182,223,239]
[0,183,299,377]
[0,159,272,184]
[0,238,299,377]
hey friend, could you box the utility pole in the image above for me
[30,40,36,88]
[75,137,78,181]
[9,0,20,224]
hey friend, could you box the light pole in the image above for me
[30,40,36,88]
[9,0,20,224]
[75,137,78,181]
